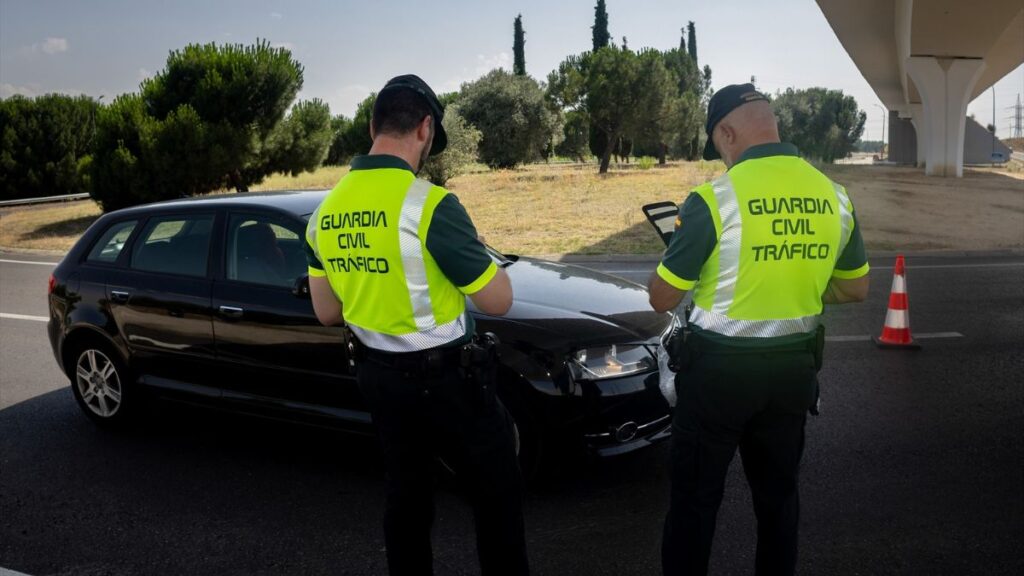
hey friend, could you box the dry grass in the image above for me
[0,201,102,252]
[251,165,350,191]
[449,161,723,256]
[1,159,1021,255]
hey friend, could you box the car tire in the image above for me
[498,382,545,485]
[68,339,135,428]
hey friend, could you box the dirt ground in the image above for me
[821,164,1024,251]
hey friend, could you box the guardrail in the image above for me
[0,193,91,207]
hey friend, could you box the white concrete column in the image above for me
[907,104,926,168]
[904,57,986,177]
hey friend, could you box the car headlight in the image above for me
[570,344,656,380]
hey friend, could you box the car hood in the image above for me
[470,257,670,347]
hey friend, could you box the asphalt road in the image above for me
[1,251,1022,575]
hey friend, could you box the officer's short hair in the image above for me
[372,88,433,137]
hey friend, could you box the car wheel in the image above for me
[500,392,543,484]
[69,341,133,427]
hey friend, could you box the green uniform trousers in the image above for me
[662,333,818,576]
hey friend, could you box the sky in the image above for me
[1,0,1022,143]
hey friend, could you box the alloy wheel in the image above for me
[75,349,122,418]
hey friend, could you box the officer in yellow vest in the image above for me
[305,74,529,576]
[649,84,870,576]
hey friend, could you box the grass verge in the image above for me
[1,159,1020,255]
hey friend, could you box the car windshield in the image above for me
[302,212,515,267]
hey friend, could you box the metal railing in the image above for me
[0,193,91,207]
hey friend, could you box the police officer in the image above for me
[650,84,870,576]
[305,74,529,576]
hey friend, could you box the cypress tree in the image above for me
[592,0,610,51]
[680,26,687,55]
[513,14,526,76]
[687,21,697,65]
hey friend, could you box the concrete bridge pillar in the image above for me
[906,104,926,168]
[905,57,986,177]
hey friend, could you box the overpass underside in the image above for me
[817,0,1024,177]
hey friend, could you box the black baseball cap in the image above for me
[378,74,448,156]
[702,83,770,161]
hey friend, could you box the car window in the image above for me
[131,214,214,277]
[226,214,306,288]
[86,220,137,264]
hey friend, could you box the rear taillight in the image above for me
[48,274,57,294]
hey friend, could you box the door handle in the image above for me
[169,309,185,318]
[110,290,130,303]
[219,305,244,319]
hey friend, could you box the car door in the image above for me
[211,210,367,427]
[106,211,218,391]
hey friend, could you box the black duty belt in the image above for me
[686,331,816,356]
[359,344,464,373]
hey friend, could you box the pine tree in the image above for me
[513,14,526,76]
[592,0,610,51]
[687,21,697,65]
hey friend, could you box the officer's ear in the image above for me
[417,115,432,143]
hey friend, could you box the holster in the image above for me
[666,303,694,372]
[460,332,500,409]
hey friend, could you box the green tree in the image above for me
[513,14,526,77]
[343,94,375,158]
[90,40,314,210]
[555,110,590,162]
[630,49,699,165]
[687,21,698,65]
[141,40,304,191]
[255,98,333,178]
[458,69,558,169]
[0,94,101,201]
[326,114,353,165]
[592,0,610,50]
[549,46,650,173]
[421,105,482,186]
[773,87,866,162]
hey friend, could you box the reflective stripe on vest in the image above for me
[353,179,467,352]
[689,157,845,338]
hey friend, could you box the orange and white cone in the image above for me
[874,255,920,349]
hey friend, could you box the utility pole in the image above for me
[1006,94,1023,139]
[873,103,887,159]
[992,87,996,166]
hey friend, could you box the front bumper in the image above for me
[578,370,673,457]
[584,413,672,456]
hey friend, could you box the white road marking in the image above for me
[0,566,34,576]
[598,262,1023,274]
[0,258,58,266]
[827,331,963,342]
[0,313,48,322]
[874,262,1024,271]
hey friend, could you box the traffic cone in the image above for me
[874,255,921,349]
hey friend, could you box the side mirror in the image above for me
[292,275,311,299]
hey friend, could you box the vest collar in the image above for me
[731,142,799,168]
[350,154,415,173]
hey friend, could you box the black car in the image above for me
[47,190,672,473]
